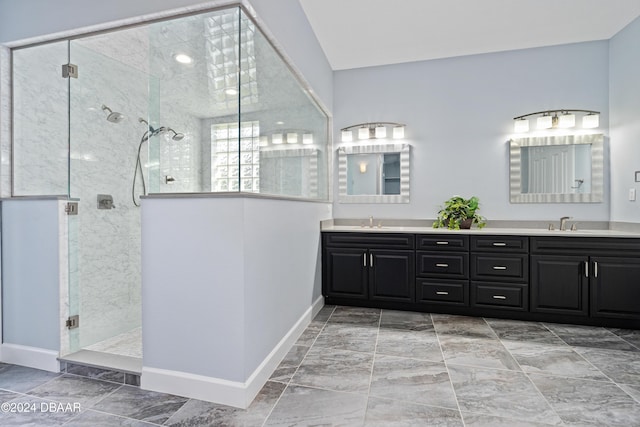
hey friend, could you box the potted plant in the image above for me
[433,195,487,230]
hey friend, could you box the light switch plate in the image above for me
[629,188,636,201]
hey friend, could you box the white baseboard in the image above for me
[1,343,60,372]
[142,296,324,409]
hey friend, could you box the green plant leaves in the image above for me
[433,195,486,229]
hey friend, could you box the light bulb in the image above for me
[537,115,553,129]
[582,113,599,129]
[392,125,405,139]
[514,118,529,133]
[286,133,298,144]
[303,133,313,144]
[559,113,575,128]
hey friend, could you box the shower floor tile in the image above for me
[85,327,142,358]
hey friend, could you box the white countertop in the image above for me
[321,224,640,238]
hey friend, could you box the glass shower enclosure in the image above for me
[10,6,329,369]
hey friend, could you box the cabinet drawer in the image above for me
[417,279,468,306]
[417,251,468,279]
[471,254,528,281]
[323,232,414,249]
[471,236,528,253]
[471,282,528,311]
[416,235,469,251]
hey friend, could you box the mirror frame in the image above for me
[338,143,410,203]
[509,133,604,203]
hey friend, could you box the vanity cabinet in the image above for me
[415,235,469,307]
[323,233,415,303]
[322,231,640,328]
[470,236,529,312]
[590,257,640,319]
[530,237,640,321]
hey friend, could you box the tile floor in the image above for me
[1,305,640,426]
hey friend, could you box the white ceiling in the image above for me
[299,0,640,70]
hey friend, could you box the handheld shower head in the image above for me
[102,105,125,123]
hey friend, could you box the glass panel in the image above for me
[12,41,69,195]
[68,36,147,353]
[243,10,329,199]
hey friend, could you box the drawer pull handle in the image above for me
[436,291,449,295]
[436,241,449,245]
[435,263,449,268]
[492,266,507,270]
[363,254,367,267]
[492,242,507,247]
[493,295,507,300]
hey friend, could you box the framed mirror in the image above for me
[509,134,604,203]
[338,143,410,203]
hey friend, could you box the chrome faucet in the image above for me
[560,216,572,231]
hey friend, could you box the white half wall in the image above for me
[1,198,62,371]
[141,195,331,407]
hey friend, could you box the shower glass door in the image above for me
[66,36,149,358]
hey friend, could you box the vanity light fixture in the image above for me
[341,122,406,142]
[513,109,600,133]
[260,130,314,146]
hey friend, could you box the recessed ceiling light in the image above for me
[276,121,284,125]
[174,53,193,64]
[225,88,238,95]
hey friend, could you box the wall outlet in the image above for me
[629,188,637,201]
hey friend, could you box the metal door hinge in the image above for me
[62,63,78,78]
[66,315,79,329]
[65,202,78,215]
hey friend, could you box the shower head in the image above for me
[102,105,125,123]
[167,128,185,141]
[138,118,184,141]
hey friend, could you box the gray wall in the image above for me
[1,199,60,350]
[333,41,611,222]
[610,15,640,223]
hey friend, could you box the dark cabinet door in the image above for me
[591,257,640,319]
[530,255,589,316]
[369,250,415,302]
[324,248,368,299]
